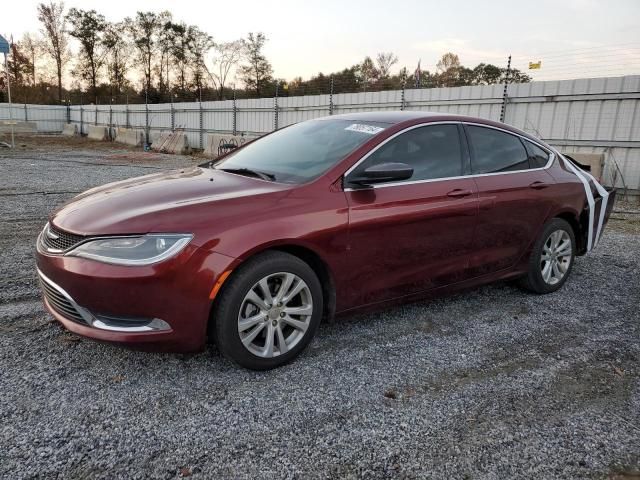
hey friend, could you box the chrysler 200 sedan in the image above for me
[36,112,615,370]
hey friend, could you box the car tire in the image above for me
[212,251,323,370]
[519,218,576,294]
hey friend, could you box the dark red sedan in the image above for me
[36,112,615,369]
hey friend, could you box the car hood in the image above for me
[50,166,290,237]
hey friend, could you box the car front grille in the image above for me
[38,273,87,324]
[41,224,85,253]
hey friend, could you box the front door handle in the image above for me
[529,181,550,190]
[447,189,473,198]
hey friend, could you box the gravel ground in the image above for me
[1,135,639,479]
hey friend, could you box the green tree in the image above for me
[37,1,69,102]
[359,56,378,90]
[127,11,166,95]
[238,32,273,97]
[102,22,131,96]
[187,26,214,96]
[66,8,107,100]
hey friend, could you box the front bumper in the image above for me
[36,243,236,352]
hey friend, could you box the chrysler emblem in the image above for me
[46,225,59,240]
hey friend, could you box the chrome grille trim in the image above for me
[38,269,92,325]
[36,269,171,333]
[40,223,86,254]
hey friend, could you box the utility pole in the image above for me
[500,55,512,123]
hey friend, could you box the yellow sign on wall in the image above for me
[529,61,542,70]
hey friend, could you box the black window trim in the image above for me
[343,121,555,191]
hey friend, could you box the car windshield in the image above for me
[213,119,390,184]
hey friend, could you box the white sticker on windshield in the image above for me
[344,123,384,135]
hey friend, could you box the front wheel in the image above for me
[519,218,576,294]
[212,251,323,370]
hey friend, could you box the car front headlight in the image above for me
[67,234,193,266]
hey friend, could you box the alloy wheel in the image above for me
[237,272,313,358]
[540,230,572,285]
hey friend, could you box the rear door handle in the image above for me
[447,189,473,198]
[529,181,550,190]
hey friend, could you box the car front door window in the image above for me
[349,124,464,184]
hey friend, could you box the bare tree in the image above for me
[376,52,398,79]
[20,33,41,87]
[209,40,243,99]
[436,52,461,72]
[37,1,69,102]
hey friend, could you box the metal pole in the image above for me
[125,94,130,129]
[24,103,27,122]
[499,55,512,123]
[80,93,84,136]
[329,76,334,115]
[170,98,175,132]
[400,74,406,111]
[199,87,203,150]
[274,83,279,131]
[145,86,149,146]
[4,53,14,148]
[232,86,237,136]
[109,98,113,141]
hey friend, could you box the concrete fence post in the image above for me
[170,101,175,132]
[401,75,406,111]
[95,105,98,126]
[24,103,28,122]
[80,104,84,135]
[66,101,70,124]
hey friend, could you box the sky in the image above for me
[3,0,640,82]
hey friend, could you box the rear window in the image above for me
[467,125,530,174]
[523,140,551,168]
[215,119,390,184]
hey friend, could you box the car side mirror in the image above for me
[346,162,414,189]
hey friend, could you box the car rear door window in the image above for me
[467,125,530,174]
[353,124,463,182]
[523,139,551,168]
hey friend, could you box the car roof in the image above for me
[325,111,549,148]
[327,111,443,123]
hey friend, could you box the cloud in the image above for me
[410,38,512,69]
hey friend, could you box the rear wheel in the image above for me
[212,251,323,370]
[519,218,576,294]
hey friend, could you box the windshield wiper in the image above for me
[218,167,276,182]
